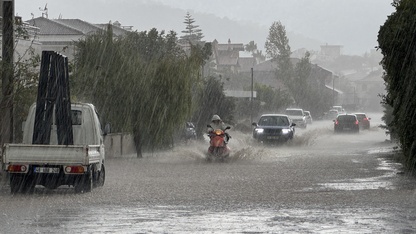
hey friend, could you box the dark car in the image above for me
[182,122,197,140]
[354,113,371,129]
[334,114,359,133]
[252,114,296,143]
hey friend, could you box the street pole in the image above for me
[251,67,253,124]
[1,0,15,146]
[332,74,335,107]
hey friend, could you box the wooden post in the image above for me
[1,0,15,146]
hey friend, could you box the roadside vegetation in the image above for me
[378,0,416,172]
[0,25,40,145]
[72,14,236,157]
[72,27,207,157]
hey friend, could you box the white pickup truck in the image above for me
[1,103,106,193]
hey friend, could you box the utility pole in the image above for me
[251,67,253,124]
[332,73,335,107]
[1,0,15,146]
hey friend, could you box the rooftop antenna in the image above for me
[39,4,48,18]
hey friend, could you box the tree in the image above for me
[265,21,331,113]
[254,83,292,114]
[265,21,291,62]
[252,50,266,63]
[191,76,235,139]
[11,49,41,142]
[294,52,332,115]
[265,21,293,93]
[1,17,41,145]
[180,12,204,45]
[245,41,257,54]
[378,0,416,172]
[246,40,266,63]
[265,21,296,106]
[72,27,204,157]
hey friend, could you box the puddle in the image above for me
[318,156,401,191]
[25,205,415,233]
[320,181,395,190]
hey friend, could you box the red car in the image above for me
[354,113,371,129]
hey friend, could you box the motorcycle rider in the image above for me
[208,115,230,143]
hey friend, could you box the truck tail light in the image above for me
[8,164,27,173]
[64,166,85,174]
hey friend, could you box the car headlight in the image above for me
[255,128,264,134]
[282,129,291,134]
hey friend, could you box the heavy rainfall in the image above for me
[1,0,416,233]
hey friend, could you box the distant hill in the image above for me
[88,2,324,54]
[16,0,393,55]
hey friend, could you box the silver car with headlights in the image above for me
[285,108,307,128]
[252,114,296,143]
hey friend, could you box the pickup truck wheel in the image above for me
[84,169,93,192]
[10,174,23,194]
[74,169,93,193]
[96,164,105,187]
[21,176,36,194]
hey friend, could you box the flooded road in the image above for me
[1,113,415,233]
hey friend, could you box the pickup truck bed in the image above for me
[3,144,101,165]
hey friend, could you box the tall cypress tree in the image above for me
[179,12,204,45]
[378,0,416,171]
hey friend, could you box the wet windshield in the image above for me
[337,115,357,122]
[355,114,366,120]
[258,116,289,126]
[285,110,303,116]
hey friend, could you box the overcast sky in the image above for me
[15,0,395,55]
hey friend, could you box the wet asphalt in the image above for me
[0,115,415,233]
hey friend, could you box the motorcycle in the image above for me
[207,125,231,161]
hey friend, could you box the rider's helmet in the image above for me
[211,115,221,122]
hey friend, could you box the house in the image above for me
[320,44,343,58]
[352,69,385,111]
[251,59,285,90]
[25,17,130,60]
[209,39,259,98]
[238,57,257,73]
[249,58,331,90]
[211,39,244,73]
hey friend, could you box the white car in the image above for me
[285,108,307,128]
[304,110,313,124]
[332,106,346,114]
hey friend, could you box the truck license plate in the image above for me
[34,167,60,173]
